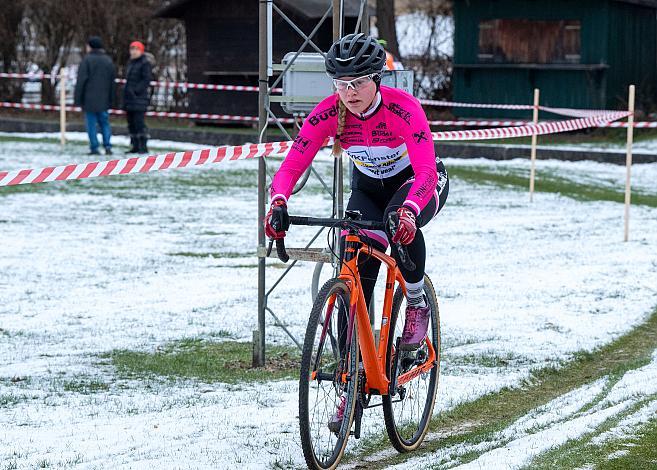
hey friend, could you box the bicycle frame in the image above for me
[337,233,438,396]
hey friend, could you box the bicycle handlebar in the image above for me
[270,214,416,272]
[288,215,386,231]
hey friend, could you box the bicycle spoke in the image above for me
[384,279,440,451]
[300,279,357,468]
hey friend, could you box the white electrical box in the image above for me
[280,52,415,114]
[281,52,332,114]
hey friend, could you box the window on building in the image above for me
[478,19,581,64]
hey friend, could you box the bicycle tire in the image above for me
[299,278,359,469]
[382,274,440,452]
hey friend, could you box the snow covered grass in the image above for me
[364,309,657,469]
[447,158,657,207]
[108,338,298,384]
[0,134,656,468]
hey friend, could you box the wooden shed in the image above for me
[155,0,363,120]
[452,0,657,117]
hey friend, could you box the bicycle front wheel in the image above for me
[299,278,359,469]
[383,275,440,452]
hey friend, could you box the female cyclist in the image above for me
[265,33,449,352]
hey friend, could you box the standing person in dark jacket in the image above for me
[74,36,116,155]
[123,41,152,154]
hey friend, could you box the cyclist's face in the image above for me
[336,76,377,114]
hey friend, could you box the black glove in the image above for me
[264,199,289,239]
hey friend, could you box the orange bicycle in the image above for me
[273,211,440,469]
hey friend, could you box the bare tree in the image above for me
[397,0,453,102]
[376,0,400,58]
[0,0,27,101]
[26,0,79,104]
[75,0,187,109]
[3,0,186,110]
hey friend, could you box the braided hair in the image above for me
[331,99,347,157]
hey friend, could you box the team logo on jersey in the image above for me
[386,102,412,125]
[345,145,410,177]
[292,135,311,154]
[308,105,338,126]
[413,173,437,199]
[372,128,392,137]
[375,122,387,129]
[413,130,429,144]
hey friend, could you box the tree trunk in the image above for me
[376,0,399,59]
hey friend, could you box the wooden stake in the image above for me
[624,84,635,242]
[59,68,66,147]
[529,88,540,202]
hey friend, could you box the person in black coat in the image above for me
[74,36,116,155]
[123,41,152,154]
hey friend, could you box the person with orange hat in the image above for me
[123,40,152,154]
[377,39,403,71]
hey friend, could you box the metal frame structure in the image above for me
[254,0,369,366]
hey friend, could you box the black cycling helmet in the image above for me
[325,33,386,78]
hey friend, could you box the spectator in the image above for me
[74,36,116,155]
[123,40,152,154]
[377,39,404,70]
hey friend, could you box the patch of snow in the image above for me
[607,449,630,460]
[0,138,657,467]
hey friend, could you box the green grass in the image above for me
[596,418,657,469]
[349,306,657,468]
[107,338,299,384]
[443,351,533,369]
[448,165,657,208]
[527,394,657,469]
[60,377,110,394]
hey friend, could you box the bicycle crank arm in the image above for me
[389,337,402,396]
[353,401,363,439]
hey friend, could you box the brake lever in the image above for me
[387,213,417,272]
[276,237,290,263]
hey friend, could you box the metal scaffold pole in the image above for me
[332,0,344,264]
[255,0,270,367]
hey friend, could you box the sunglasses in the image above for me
[331,73,379,92]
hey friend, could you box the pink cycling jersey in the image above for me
[270,86,440,216]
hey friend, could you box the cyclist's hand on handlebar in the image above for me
[391,206,417,245]
[264,198,290,239]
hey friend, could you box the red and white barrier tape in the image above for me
[430,112,630,141]
[0,101,295,124]
[0,72,51,80]
[601,121,657,128]
[0,111,629,188]
[429,119,531,127]
[429,117,656,128]
[0,72,282,93]
[420,99,535,110]
[4,72,631,119]
[3,101,647,129]
[420,98,625,119]
[0,141,297,187]
[114,78,283,93]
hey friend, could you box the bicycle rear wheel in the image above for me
[383,275,440,452]
[299,278,359,469]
